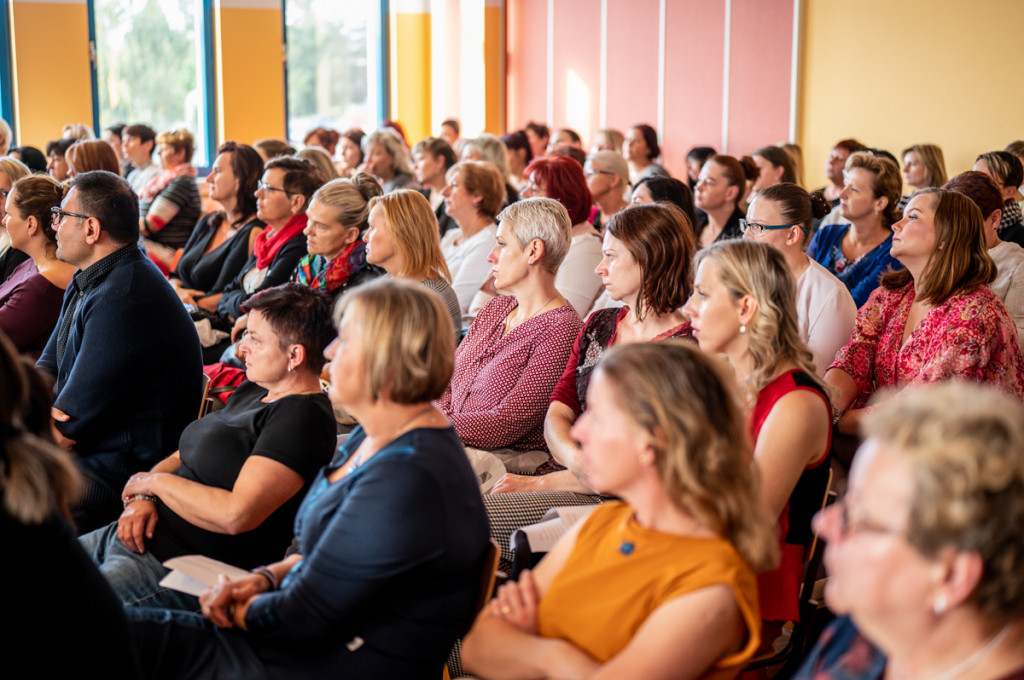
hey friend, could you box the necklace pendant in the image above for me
[619,541,635,556]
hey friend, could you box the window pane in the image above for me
[94,0,209,165]
[286,0,381,144]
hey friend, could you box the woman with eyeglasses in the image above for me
[742,183,857,376]
[584,151,630,231]
[684,239,832,636]
[807,151,904,308]
[826,189,1024,438]
[0,175,76,358]
[169,142,265,314]
[793,382,1024,680]
[139,129,202,271]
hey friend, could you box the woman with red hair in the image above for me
[520,155,603,316]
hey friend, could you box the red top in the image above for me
[749,369,831,623]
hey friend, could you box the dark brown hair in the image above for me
[607,203,695,320]
[943,171,1004,221]
[10,175,66,247]
[756,183,831,248]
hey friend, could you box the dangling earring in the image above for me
[739,324,747,335]
[933,594,947,615]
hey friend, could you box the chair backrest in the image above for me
[198,373,212,418]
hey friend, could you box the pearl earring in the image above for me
[933,594,947,615]
[739,324,747,335]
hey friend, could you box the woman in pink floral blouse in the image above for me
[827,188,1024,436]
[435,197,582,452]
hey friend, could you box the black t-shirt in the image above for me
[148,380,336,568]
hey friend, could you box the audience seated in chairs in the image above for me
[127,279,490,678]
[0,331,140,679]
[462,341,778,679]
[0,175,76,358]
[435,197,582,457]
[685,239,832,636]
[365,188,462,339]
[79,284,337,610]
[827,188,1024,440]
[793,382,1024,680]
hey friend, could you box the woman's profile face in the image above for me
[838,167,880,222]
[363,143,394,178]
[902,151,926,189]
[206,152,238,204]
[48,153,69,182]
[0,172,12,222]
[624,128,650,163]
[365,204,398,271]
[890,193,938,269]
[325,303,368,408]
[683,258,745,355]
[812,439,930,622]
[595,231,641,303]
[441,171,480,222]
[237,311,293,386]
[157,143,183,170]
[303,199,357,259]
[486,221,531,291]
[340,137,362,171]
[630,183,654,205]
[571,370,651,495]
[2,189,29,250]
[694,161,734,211]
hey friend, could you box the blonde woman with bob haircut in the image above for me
[794,381,1024,680]
[366,188,461,337]
[128,279,491,678]
[463,341,778,680]
[684,239,831,630]
[827,189,1024,436]
[436,197,582,452]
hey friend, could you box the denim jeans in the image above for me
[79,522,201,611]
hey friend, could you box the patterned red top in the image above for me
[436,295,582,451]
[831,282,1024,408]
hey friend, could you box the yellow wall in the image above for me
[9,0,93,150]
[390,9,431,145]
[482,3,503,135]
[799,0,1024,192]
[215,4,286,145]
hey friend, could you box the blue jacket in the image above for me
[807,224,904,308]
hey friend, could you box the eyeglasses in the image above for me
[831,498,902,538]
[51,207,93,224]
[257,182,292,195]
[585,169,616,178]
[739,219,805,236]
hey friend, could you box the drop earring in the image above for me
[739,324,747,335]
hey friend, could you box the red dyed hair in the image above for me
[524,154,593,224]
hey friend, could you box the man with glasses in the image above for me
[36,170,203,534]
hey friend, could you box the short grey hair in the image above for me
[363,128,412,176]
[496,197,572,274]
[587,151,631,198]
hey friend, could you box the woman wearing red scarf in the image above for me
[216,157,324,324]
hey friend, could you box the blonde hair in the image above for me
[295,147,338,183]
[587,151,631,198]
[156,128,194,162]
[597,341,779,572]
[463,134,510,180]
[862,382,1024,624]
[0,157,30,185]
[334,279,455,403]
[902,144,947,188]
[780,143,805,188]
[446,161,505,221]
[496,197,572,274]
[368,189,451,282]
[364,128,412,176]
[697,239,824,394]
[0,119,11,155]
[61,122,95,140]
[66,140,120,175]
[309,173,382,233]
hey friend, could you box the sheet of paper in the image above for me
[158,555,251,596]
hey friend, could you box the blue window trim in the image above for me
[86,0,216,170]
[0,0,15,136]
[281,0,389,141]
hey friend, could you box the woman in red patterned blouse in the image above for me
[435,197,583,451]
[827,189,1024,436]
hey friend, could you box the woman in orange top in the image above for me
[462,341,778,680]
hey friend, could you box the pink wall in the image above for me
[506,0,797,177]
